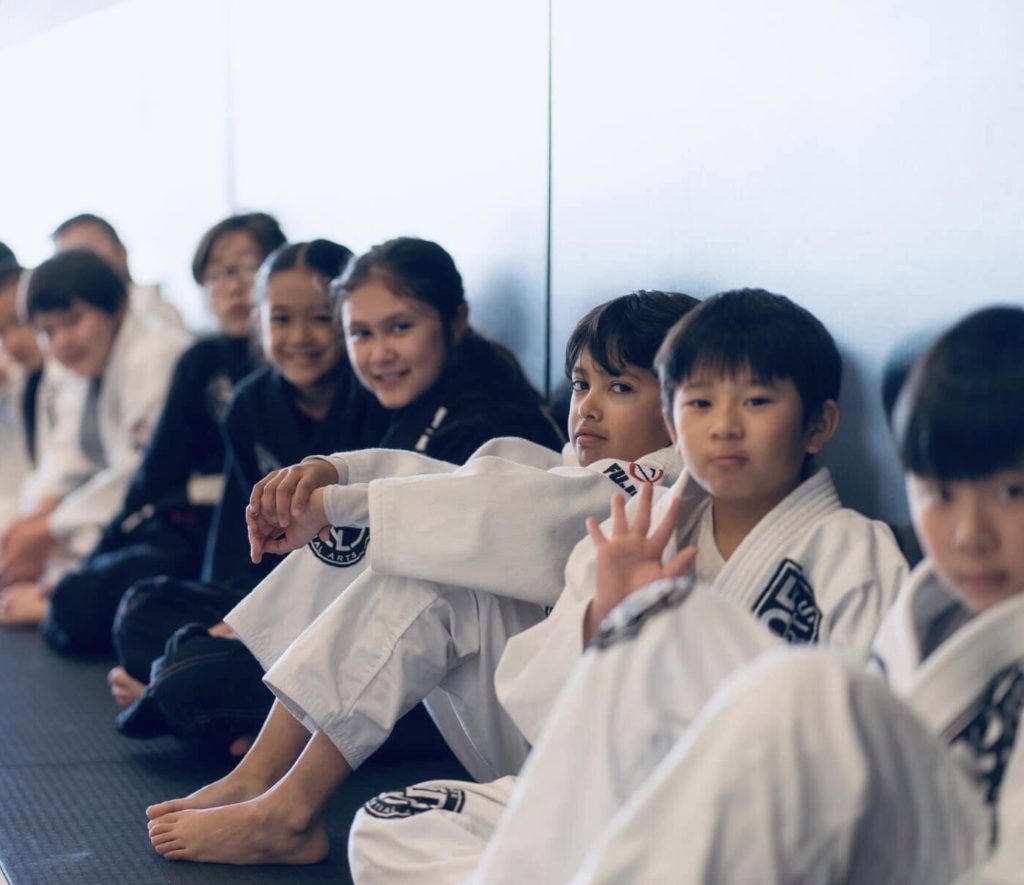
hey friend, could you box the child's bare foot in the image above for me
[146,767,276,819]
[107,666,146,708]
[148,795,328,865]
[0,582,49,627]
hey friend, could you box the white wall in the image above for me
[549,0,1024,520]
[3,0,1023,519]
[0,0,550,381]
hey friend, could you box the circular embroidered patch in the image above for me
[308,525,370,567]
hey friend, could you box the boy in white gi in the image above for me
[349,289,908,883]
[146,291,696,865]
[474,304,1024,884]
[0,250,189,625]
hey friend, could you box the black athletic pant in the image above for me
[42,532,201,657]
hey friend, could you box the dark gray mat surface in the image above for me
[0,627,468,884]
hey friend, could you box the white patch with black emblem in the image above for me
[752,559,821,644]
[945,660,1024,804]
[308,525,370,568]
[591,577,694,650]
[363,785,466,820]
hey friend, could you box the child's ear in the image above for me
[804,399,840,454]
[451,302,469,343]
[663,410,678,446]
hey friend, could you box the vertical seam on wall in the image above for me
[544,0,554,399]
[224,0,237,211]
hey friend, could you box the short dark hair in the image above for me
[257,239,354,304]
[564,290,700,379]
[655,288,842,423]
[0,241,18,289]
[51,213,123,246]
[893,305,1024,480]
[333,237,465,334]
[0,262,21,292]
[26,250,127,317]
[191,212,287,284]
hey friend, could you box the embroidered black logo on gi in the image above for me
[944,660,1024,804]
[363,785,466,820]
[628,462,665,485]
[308,525,370,568]
[752,559,821,644]
[603,462,638,496]
[591,578,694,650]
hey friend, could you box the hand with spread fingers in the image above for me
[583,481,696,644]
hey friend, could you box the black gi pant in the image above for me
[113,577,454,763]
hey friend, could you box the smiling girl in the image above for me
[112,237,561,757]
[105,239,358,711]
[337,236,561,456]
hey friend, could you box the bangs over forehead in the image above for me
[564,290,700,379]
[656,289,841,418]
[894,305,1024,481]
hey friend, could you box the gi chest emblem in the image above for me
[753,559,821,644]
[946,660,1024,804]
[364,785,466,820]
[591,577,694,650]
[308,525,370,567]
[628,462,665,485]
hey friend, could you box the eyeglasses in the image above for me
[203,263,262,289]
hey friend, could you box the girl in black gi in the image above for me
[115,236,561,754]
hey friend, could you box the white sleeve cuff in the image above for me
[322,483,370,527]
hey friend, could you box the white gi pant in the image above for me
[349,581,779,884]
[263,569,544,780]
[561,652,992,885]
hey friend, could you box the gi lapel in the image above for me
[881,564,1024,804]
[709,468,841,641]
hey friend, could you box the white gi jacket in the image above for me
[228,439,682,669]
[129,282,185,331]
[348,470,908,885]
[226,440,681,780]
[45,308,191,557]
[497,466,908,745]
[873,564,1024,884]
[0,361,32,528]
[479,563,1019,885]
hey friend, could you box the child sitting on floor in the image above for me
[348,288,909,883]
[145,290,697,865]
[474,303,1024,884]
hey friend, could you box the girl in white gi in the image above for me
[347,289,908,884]
[145,291,694,865]
[473,304,1024,884]
[0,249,190,626]
[0,252,38,529]
[125,238,562,755]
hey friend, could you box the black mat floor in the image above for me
[0,627,468,884]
